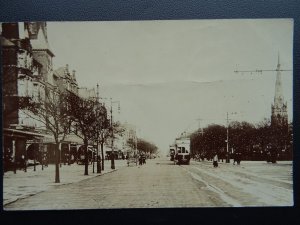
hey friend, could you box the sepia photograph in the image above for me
[1,19,293,210]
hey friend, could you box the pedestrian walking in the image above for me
[236,152,241,165]
[21,154,26,171]
[213,153,218,168]
[233,152,237,165]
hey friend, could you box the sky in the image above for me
[47,19,293,154]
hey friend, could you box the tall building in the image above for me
[271,54,288,128]
[53,64,79,95]
[1,22,49,171]
[24,22,55,85]
[1,22,108,171]
[1,22,43,128]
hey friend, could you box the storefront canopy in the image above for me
[4,128,46,139]
[4,128,85,145]
[44,134,84,145]
[63,134,84,145]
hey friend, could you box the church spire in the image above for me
[276,52,280,70]
[271,52,288,127]
[274,53,283,107]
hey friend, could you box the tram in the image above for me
[169,144,175,161]
[174,137,190,165]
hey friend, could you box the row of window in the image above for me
[18,75,45,99]
[17,50,33,70]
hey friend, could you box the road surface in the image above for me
[4,157,293,210]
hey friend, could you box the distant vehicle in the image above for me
[169,145,175,161]
[174,137,190,165]
[27,159,40,166]
[77,145,94,165]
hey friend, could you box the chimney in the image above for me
[18,22,25,39]
[65,64,69,74]
[2,22,19,39]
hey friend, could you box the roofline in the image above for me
[32,48,55,57]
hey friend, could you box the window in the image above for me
[18,78,25,96]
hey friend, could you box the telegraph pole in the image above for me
[135,128,138,165]
[226,112,229,163]
[226,112,237,163]
[196,118,204,136]
[110,98,115,169]
[99,96,107,171]
[110,98,120,170]
[96,83,101,173]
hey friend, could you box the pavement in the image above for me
[3,159,127,206]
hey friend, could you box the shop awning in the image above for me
[4,128,46,139]
[4,128,85,145]
[63,134,84,144]
[43,134,84,145]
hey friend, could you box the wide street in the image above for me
[4,157,293,210]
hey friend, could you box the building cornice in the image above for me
[32,48,55,57]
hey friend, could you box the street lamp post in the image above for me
[101,132,105,171]
[110,98,120,170]
[96,136,101,173]
[226,114,230,163]
[110,98,115,169]
[92,147,95,173]
[12,139,16,174]
[96,83,101,174]
[226,112,237,163]
[41,141,44,170]
[135,128,138,165]
[59,143,62,168]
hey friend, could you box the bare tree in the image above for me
[66,92,102,175]
[20,87,70,183]
[99,121,125,170]
[128,138,158,155]
[91,103,109,173]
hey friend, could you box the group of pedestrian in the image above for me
[233,152,241,165]
[212,151,242,168]
[139,154,146,165]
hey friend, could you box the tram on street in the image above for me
[174,137,191,165]
[169,144,175,161]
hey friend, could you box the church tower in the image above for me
[271,54,288,128]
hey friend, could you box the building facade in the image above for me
[2,22,49,171]
[1,22,84,171]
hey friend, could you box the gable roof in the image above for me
[30,27,55,56]
[1,36,16,47]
